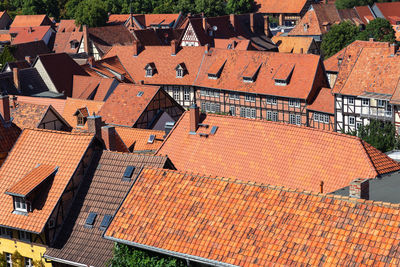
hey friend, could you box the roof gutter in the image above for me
[43,255,87,267]
[104,235,238,267]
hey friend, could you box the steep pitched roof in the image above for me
[57,20,80,33]
[157,112,400,193]
[354,6,375,24]
[98,84,160,126]
[35,53,89,97]
[307,87,335,114]
[115,126,165,152]
[44,151,169,267]
[88,25,135,55]
[11,26,52,45]
[255,0,309,14]
[53,31,83,54]
[272,36,314,53]
[10,102,50,128]
[81,56,133,83]
[11,40,50,60]
[105,167,400,266]
[12,95,66,114]
[10,15,52,28]
[373,2,400,24]
[0,128,94,233]
[0,121,21,154]
[62,98,104,128]
[72,75,115,100]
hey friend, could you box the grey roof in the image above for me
[44,151,171,267]
[18,68,50,96]
[0,72,19,95]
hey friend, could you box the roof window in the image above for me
[137,91,144,97]
[85,212,97,228]
[242,63,262,83]
[99,214,112,231]
[123,166,135,181]
[274,64,295,86]
[175,63,186,78]
[210,126,218,135]
[145,63,156,77]
[148,134,155,144]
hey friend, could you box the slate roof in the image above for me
[0,72,19,95]
[307,87,335,114]
[44,151,169,267]
[17,67,50,96]
[0,128,94,233]
[255,0,309,14]
[62,98,104,129]
[98,84,160,127]
[34,53,89,97]
[272,36,314,53]
[105,167,400,266]
[11,26,52,45]
[156,112,400,193]
[115,126,165,152]
[88,25,135,55]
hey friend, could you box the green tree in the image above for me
[64,0,81,18]
[195,0,225,17]
[74,0,108,27]
[0,46,16,69]
[321,21,360,58]
[226,0,254,14]
[357,17,396,43]
[109,243,186,267]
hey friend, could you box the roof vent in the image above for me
[137,91,144,97]
[123,166,135,181]
[210,126,218,135]
[84,212,97,228]
[99,214,112,231]
[148,134,155,144]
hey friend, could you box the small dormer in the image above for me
[207,59,227,79]
[74,107,89,127]
[145,63,156,77]
[242,63,262,83]
[5,165,58,214]
[175,63,186,78]
[274,63,295,86]
[70,39,79,49]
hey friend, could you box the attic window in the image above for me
[145,63,156,77]
[207,59,226,79]
[77,115,85,126]
[137,91,144,97]
[74,107,89,127]
[148,134,155,144]
[303,23,309,32]
[242,63,262,83]
[175,64,186,78]
[243,77,254,83]
[85,212,97,228]
[123,166,135,181]
[274,63,295,86]
[70,40,79,49]
[99,215,112,231]
[14,197,28,212]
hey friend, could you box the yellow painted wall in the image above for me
[0,231,51,267]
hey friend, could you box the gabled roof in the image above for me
[57,20,80,33]
[44,151,169,267]
[255,0,309,14]
[105,167,400,266]
[62,98,105,128]
[10,15,52,28]
[12,95,66,114]
[98,84,160,126]
[11,26,53,45]
[332,41,400,96]
[157,112,400,193]
[273,63,295,81]
[10,102,52,129]
[34,53,89,97]
[354,6,375,24]
[373,2,400,24]
[0,128,94,233]
[115,127,165,152]
[72,75,116,101]
[53,31,83,54]
[10,40,50,61]
[272,36,315,53]
[81,56,133,83]
[307,87,335,114]
[88,25,135,55]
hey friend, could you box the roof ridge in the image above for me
[24,127,94,136]
[104,150,168,158]
[143,167,400,209]
[358,139,379,177]
[66,97,105,104]
[115,126,164,133]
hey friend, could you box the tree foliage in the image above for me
[0,46,16,69]
[335,0,399,9]
[357,18,396,42]
[348,119,399,153]
[74,0,108,27]
[109,243,186,267]
[321,22,360,58]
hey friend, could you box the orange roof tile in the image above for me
[11,26,52,45]
[53,31,83,54]
[274,63,295,80]
[98,84,160,126]
[10,102,50,129]
[0,128,93,233]
[115,126,164,152]
[354,6,375,24]
[13,95,66,114]
[307,87,335,114]
[255,0,308,14]
[157,112,400,193]
[62,98,105,129]
[0,33,11,42]
[6,164,57,197]
[107,14,130,25]
[272,36,314,53]
[10,15,51,28]
[57,20,80,32]
[374,2,400,24]
[105,167,400,266]
[289,8,323,36]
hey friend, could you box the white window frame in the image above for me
[348,97,354,105]
[272,111,278,122]
[349,116,355,126]
[250,108,256,119]
[5,253,12,267]
[267,111,272,121]
[386,104,392,117]
[356,122,362,130]
[296,115,301,125]
[24,257,33,267]
[176,68,183,78]
[288,99,295,107]
[266,97,277,105]
[377,99,385,108]
[230,106,235,116]
[184,87,190,101]
[313,113,319,122]
[295,100,300,108]
[324,114,329,124]
[14,197,27,212]
[145,68,153,77]
[240,107,245,117]
[173,87,180,100]
[362,98,369,106]
[245,94,256,102]
[19,231,31,242]
[289,114,296,124]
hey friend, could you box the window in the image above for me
[24,258,33,267]
[14,197,27,212]
[356,122,362,130]
[349,116,355,126]
[296,115,301,125]
[243,77,254,83]
[387,104,392,117]
[266,97,277,105]
[230,106,235,116]
[272,111,278,122]
[250,109,256,119]
[123,166,135,180]
[289,99,295,107]
[5,253,12,267]
[324,114,329,124]
[267,111,272,121]
[313,113,319,122]
[348,97,354,105]
[99,215,112,231]
[173,87,180,100]
[295,100,300,108]
[289,99,300,107]
[201,102,206,111]
[77,115,85,127]
[274,79,287,86]
[377,99,385,108]
[229,93,240,100]
[19,231,31,242]
[200,89,206,96]
[0,227,12,238]
[240,107,245,117]
[176,68,183,78]
[85,212,97,228]
[184,88,190,101]
[137,91,144,97]
[362,99,369,106]
[245,94,256,102]
[145,68,153,77]
[148,135,155,144]
[289,114,296,124]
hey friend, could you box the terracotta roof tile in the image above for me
[57,20,80,33]
[10,15,51,28]
[255,0,308,14]
[115,126,165,152]
[72,75,116,100]
[88,25,135,55]
[272,36,314,53]
[157,112,400,193]
[0,122,21,154]
[10,102,50,129]
[53,31,83,54]
[12,95,66,114]
[107,15,130,25]
[0,128,93,233]
[81,56,133,83]
[62,98,104,129]
[307,87,335,114]
[98,84,159,126]
[11,26,52,45]
[44,151,169,267]
[6,164,57,197]
[10,40,50,61]
[106,167,400,266]
[374,2,400,24]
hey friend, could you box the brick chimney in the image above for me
[102,125,117,151]
[133,40,140,57]
[279,14,283,26]
[202,17,207,34]
[205,43,210,54]
[349,178,369,199]
[369,38,375,42]
[87,56,95,67]
[189,103,199,134]
[264,16,271,37]
[390,43,398,56]
[87,114,102,140]
[230,14,238,31]
[171,40,178,56]
[250,13,255,33]
[0,94,10,123]
[13,68,19,90]
[83,25,89,54]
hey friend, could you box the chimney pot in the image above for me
[189,104,200,134]
[171,39,178,56]
[390,43,398,56]
[87,114,102,140]
[0,95,10,123]
[349,178,369,200]
[133,40,140,57]
[83,25,89,55]
[101,125,117,151]
[205,43,210,54]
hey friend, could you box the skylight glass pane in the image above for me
[100,214,112,230]
[148,135,155,144]
[85,212,97,228]
[123,166,135,179]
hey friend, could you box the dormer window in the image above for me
[77,115,85,126]
[274,63,295,86]
[70,39,79,49]
[74,107,89,127]
[175,63,186,78]
[207,59,226,79]
[14,197,28,212]
[243,76,254,83]
[145,63,156,77]
[275,79,288,86]
[242,63,262,83]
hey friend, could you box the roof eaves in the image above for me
[48,105,72,129]
[42,255,87,267]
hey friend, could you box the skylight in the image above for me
[137,91,144,97]
[85,212,97,228]
[123,166,135,181]
[99,214,112,231]
[148,135,155,144]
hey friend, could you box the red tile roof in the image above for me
[62,98,105,129]
[354,6,375,24]
[10,15,52,28]
[98,84,159,126]
[10,102,50,129]
[11,26,52,45]
[255,0,309,14]
[272,36,314,53]
[13,95,66,114]
[6,164,57,197]
[72,75,115,101]
[307,87,335,114]
[57,20,80,32]
[157,112,400,193]
[81,56,133,83]
[88,25,135,55]
[115,126,165,152]
[53,31,83,54]
[374,2,400,24]
[107,14,130,25]
[105,167,400,266]
[0,128,93,233]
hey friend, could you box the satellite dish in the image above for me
[212,25,218,31]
